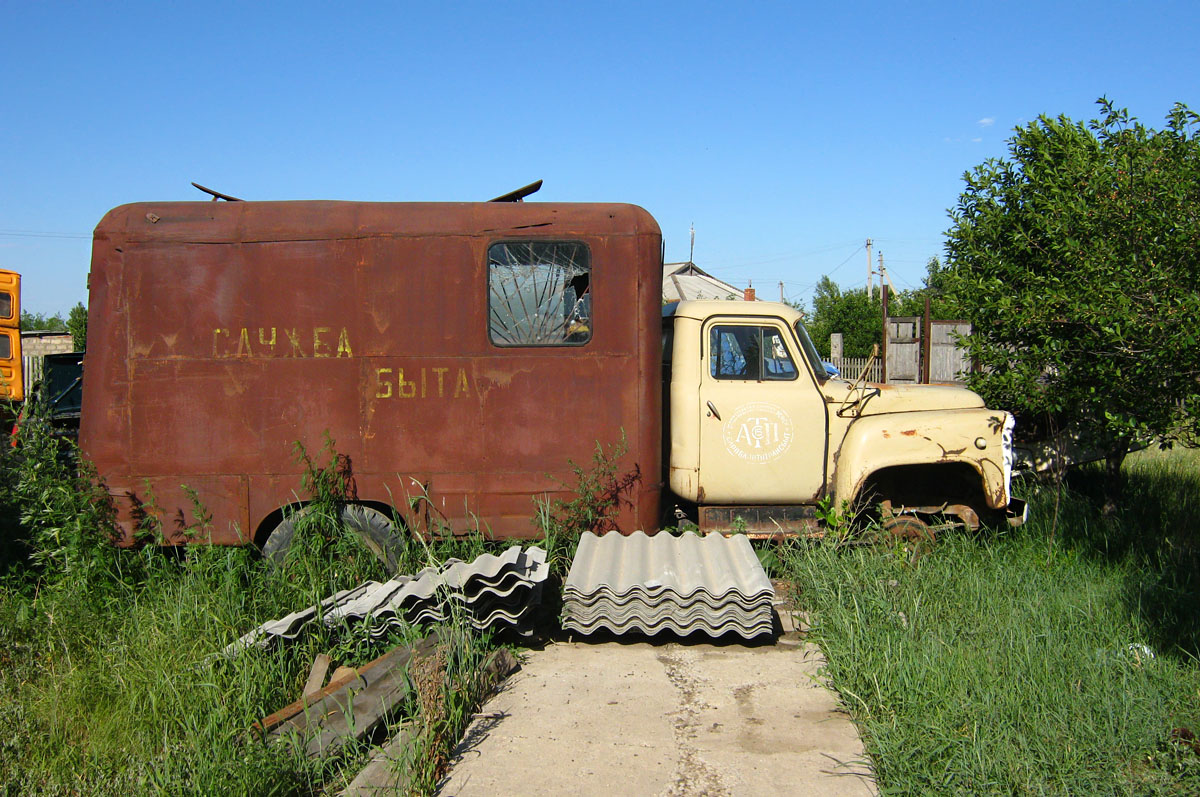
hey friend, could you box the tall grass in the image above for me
[0,422,502,795]
[784,448,1200,795]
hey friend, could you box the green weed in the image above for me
[783,448,1200,795]
[0,422,505,795]
[533,433,640,577]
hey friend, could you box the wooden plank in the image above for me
[303,653,332,701]
[328,665,355,684]
[250,636,435,737]
[279,636,440,747]
[303,649,426,756]
[340,648,520,795]
[340,722,420,796]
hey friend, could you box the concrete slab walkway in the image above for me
[437,626,875,796]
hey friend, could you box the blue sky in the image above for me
[3,1,1197,316]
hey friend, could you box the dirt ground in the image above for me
[436,616,875,796]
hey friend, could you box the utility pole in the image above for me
[879,252,899,297]
[881,261,889,384]
[865,238,873,300]
[879,250,888,383]
[689,223,695,264]
[779,281,785,302]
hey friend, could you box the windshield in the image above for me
[793,321,830,382]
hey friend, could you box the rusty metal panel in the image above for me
[698,504,819,536]
[80,202,662,546]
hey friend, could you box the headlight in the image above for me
[1001,414,1015,504]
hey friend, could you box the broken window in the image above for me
[488,241,591,346]
[709,325,797,381]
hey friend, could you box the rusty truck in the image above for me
[79,200,1024,559]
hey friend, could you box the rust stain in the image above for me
[881,430,891,438]
[901,429,918,437]
[80,200,664,544]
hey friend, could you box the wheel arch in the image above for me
[251,498,403,549]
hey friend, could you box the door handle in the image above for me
[706,400,721,420]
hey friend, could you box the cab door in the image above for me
[697,318,826,503]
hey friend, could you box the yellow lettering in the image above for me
[433,367,449,397]
[336,327,353,357]
[420,367,427,398]
[258,327,277,352]
[285,328,304,357]
[375,368,393,399]
[397,368,416,398]
[212,328,228,357]
[313,327,331,357]
[236,327,252,356]
[454,368,469,398]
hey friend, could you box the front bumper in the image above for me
[1006,497,1029,527]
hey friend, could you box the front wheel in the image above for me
[261,504,406,573]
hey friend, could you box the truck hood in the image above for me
[826,380,985,415]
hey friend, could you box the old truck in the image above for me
[79,200,1024,556]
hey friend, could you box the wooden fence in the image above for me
[829,318,971,385]
[829,356,882,383]
[23,355,43,392]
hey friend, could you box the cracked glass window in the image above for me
[488,241,591,346]
[709,325,797,381]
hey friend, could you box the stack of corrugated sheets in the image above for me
[324,546,548,636]
[221,546,546,658]
[562,531,774,640]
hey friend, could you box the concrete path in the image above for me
[437,621,875,796]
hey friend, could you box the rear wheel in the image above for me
[262,504,406,573]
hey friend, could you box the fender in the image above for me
[834,408,1014,509]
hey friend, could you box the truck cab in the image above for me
[664,300,1023,535]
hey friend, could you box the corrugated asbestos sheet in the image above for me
[562,531,774,639]
[221,546,546,658]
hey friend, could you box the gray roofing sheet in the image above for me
[325,547,547,625]
[562,614,772,640]
[219,546,546,658]
[564,531,773,601]
[563,598,771,624]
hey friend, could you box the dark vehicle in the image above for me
[38,352,83,439]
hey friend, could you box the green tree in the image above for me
[66,303,87,351]
[805,276,881,358]
[804,267,950,359]
[940,99,1200,489]
[19,311,66,333]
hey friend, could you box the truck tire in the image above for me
[262,504,406,573]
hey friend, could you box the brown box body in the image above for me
[80,201,663,545]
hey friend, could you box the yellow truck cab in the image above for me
[664,300,1024,535]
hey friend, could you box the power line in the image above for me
[0,229,90,240]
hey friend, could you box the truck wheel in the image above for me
[262,504,406,573]
[882,514,934,546]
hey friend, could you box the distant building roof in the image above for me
[663,262,748,302]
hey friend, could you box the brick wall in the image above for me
[21,332,74,358]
